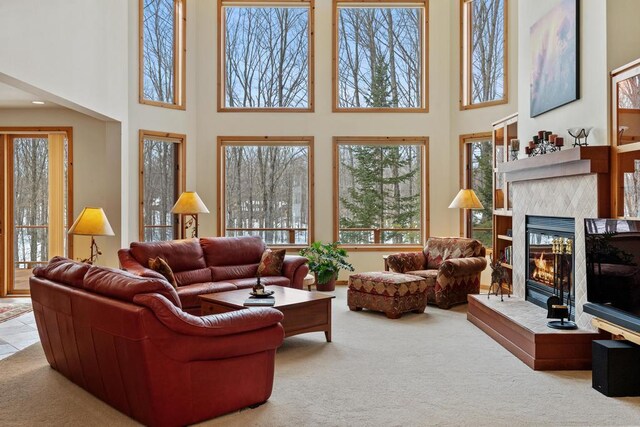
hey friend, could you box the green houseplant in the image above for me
[300,241,354,291]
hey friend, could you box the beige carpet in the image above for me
[1,287,639,426]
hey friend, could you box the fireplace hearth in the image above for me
[526,216,576,317]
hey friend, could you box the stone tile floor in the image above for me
[0,304,39,361]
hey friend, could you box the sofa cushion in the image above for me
[83,266,181,308]
[425,237,484,269]
[130,238,206,273]
[210,264,259,282]
[227,276,290,289]
[257,249,285,276]
[176,282,238,309]
[200,236,265,266]
[174,268,213,287]
[33,256,90,289]
[149,257,177,288]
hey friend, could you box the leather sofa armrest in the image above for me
[387,252,427,273]
[118,249,165,280]
[282,255,309,289]
[437,257,487,278]
[133,293,284,337]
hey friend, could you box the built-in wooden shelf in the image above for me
[497,234,512,241]
[468,295,609,370]
[498,146,609,183]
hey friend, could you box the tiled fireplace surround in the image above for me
[504,147,610,331]
[511,174,598,329]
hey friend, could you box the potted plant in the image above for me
[300,241,354,291]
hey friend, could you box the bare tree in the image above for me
[470,0,505,103]
[143,139,178,241]
[142,0,175,103]
[13,138,49,267]
[338,6,422,108]
[224,145,309,244]
[225,6,309,108]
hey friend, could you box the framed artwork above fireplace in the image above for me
[529,0,580,117]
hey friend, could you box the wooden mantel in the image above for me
[498,146,609,183]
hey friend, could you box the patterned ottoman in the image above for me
[347,271,428,319]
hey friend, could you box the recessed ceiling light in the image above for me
[31,101,45,105]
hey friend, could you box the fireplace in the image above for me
[525,216,576,316]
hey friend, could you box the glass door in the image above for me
[2,133,70,295]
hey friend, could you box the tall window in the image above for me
[461,134,493,248]
[461,0,507,108]
[334,0,428,112]
[139,131,185,242]
[1,130,72,296]
[334,137,428,247]
[140,0,186,108]
[218,137,313,246]
[219,0,314,111]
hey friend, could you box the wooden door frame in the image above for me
[0,127,73,297]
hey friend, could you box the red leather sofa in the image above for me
[118,236,309,314]
[30,256,284,427]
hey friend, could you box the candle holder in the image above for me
[567,127,593,147]
[510,139,519,161]
[526,131,563,157]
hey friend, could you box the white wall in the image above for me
[0,0,128,122]
[0,108,120,267]
[517,0,608,149]
[193,0,520,279]
[606,0,640,73]
[123,0,199,247]
[1,0,637,279]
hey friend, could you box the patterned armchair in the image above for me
[386,237,487,309]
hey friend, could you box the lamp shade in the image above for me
[171,191,210,214]
[68,207,115,236]
[448,189,484,209]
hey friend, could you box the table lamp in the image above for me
[68,207,115,264]
[171,191,209,239]
[448,188,484,210]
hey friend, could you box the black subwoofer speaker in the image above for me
[592,340,640,397]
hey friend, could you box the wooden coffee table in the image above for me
[199,287,335,342]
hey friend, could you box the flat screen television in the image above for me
[584,218,640,332]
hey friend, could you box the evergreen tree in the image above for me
[340,145,420,244]
[365,55,392,107]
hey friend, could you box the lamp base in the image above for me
[547,320,578,330]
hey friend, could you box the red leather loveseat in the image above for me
[118,236,309,314]
[30,256,284,427]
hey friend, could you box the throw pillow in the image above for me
[148,257,177,289]
[257,248,286,277]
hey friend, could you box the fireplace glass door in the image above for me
[525,216,575,312]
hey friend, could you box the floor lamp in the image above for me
[171,191,209,239]
[68,207,115,264]
[448,188,484,233]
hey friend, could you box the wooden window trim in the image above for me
[459,132,491,240]
[217,0,315,113]
[139,0,187,109]
[332,0,429,113]
[459,0,508,110]
[333,136,429,250]
[138,130,187,242]
[0,127,73,297]
[216,136,315,249]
